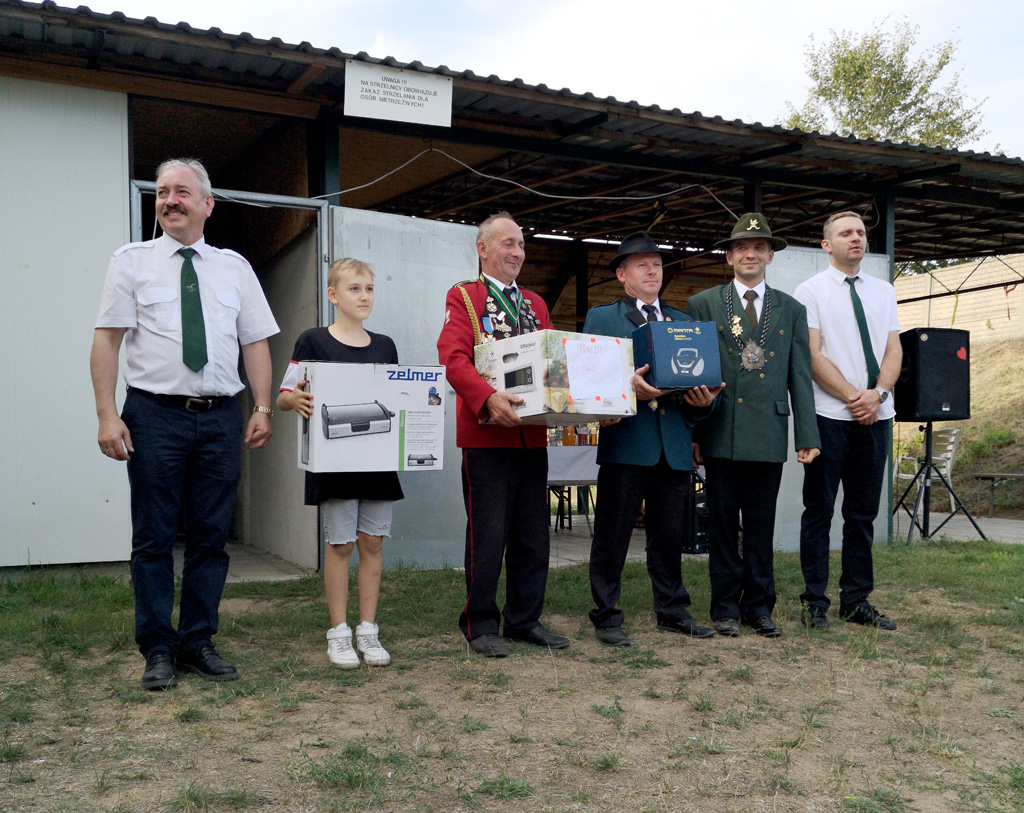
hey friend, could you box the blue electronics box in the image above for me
[631,321,722,390]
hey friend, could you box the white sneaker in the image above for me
[355,621,391,667]
[326,623,359,669]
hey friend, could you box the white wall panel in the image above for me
[0,78,130,566]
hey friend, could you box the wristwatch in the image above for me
[253,405,274,419]
[874,387,889,404]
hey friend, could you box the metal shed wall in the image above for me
[0,76,130,566]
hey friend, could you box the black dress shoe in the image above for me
[503,624,570,649]
[468,634,509,658]
[657,616,715,638]
[141,648,177,691]
[840,604,897,631]
[745,616,782,638]
[595,626,631,647]
[177,643,239,681]
[713,618,741,637]
[802,607,829,630]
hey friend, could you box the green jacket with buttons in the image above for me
[686,283,820,462]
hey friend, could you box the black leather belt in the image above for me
[129,387,234,413]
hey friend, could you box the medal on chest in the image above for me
[727,285,772,373]
[740,340,766,372]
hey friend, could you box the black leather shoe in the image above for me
[657,616,715,638]
[840,604,897,631]
[745,616,783,638]
[141,648,177,691]
[468,634,509,658]
[177,643,239,681]
[713,618,741,638]
[802,607,830,629]
[595,626,631,647]
[503,624,570,649]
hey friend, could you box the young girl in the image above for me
[277,258,402,668]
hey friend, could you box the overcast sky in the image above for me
[87,0,1021,158]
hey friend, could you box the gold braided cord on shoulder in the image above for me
[455,282,482,347]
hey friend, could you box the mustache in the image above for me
[161,204,186,216]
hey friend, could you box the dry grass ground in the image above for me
[894,337,1024,519]
[3,542,1024,813]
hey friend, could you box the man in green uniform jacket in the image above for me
[686,213,820,638]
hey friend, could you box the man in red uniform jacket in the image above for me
[438,212,570,657]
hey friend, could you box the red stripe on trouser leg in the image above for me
[462,449,474,639]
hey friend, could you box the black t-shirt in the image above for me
[287,327,405,506]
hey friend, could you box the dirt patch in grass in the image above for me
[218,597,261,616]
[4,579,1024,813]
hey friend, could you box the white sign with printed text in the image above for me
[344,60,453,127]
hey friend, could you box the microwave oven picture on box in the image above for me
[297,362,446,473]
[474,329,637,426]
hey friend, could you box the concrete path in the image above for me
[7,509,1017,585]
[148,509,1024,582]
[892,510,1024,545]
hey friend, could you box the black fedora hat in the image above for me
[714,212,787,250]
[608,231,674,271]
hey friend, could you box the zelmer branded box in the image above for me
[296,362,446,473]
[631,321,722,390]
[474,329,636,425]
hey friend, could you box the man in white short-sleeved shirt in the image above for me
[793,211,902,632]
[90,158,279,690]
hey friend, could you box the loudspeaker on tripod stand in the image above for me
[894,328,970,422]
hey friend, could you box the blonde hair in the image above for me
[823,211,866,241]
[327,258,374,290]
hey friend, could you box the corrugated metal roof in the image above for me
[3,0,1024,260]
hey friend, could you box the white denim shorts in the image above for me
[322,498,393,545]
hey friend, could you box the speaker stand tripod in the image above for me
[893,421,986,542]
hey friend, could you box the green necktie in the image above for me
[178,247,208,372]
[846,276,879,389]
[743,289,758,332]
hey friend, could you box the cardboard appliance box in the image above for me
[631,321,722,390]
[296,361,446,473]
[473,329,636,425]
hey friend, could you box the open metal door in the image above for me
[330,207,477,568]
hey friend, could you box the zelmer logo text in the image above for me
[387,369,443,382]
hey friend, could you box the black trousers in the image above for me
[589,457,693,629]
[123,388,242,657]
[703,456,783,623]
[459,447,550,640]
[800,416,889,612]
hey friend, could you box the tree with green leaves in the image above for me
[782,19,987,149]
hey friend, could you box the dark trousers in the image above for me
[459,447,550,640]
[703,456,783,622]
[589,458,693,629]
[800,416,889,612]
[123,389,242,657]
